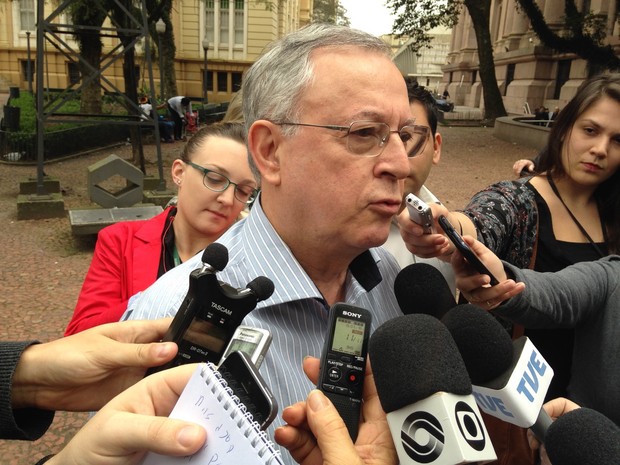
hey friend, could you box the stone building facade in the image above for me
[443,0,620,114]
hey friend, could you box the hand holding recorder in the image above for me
[275,356,398,465]
[450,235,526,309]
[397,200,453,259]
[147,243,274,375]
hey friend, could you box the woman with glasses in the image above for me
[65,122,258,335]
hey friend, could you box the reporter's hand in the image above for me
[275,357,397,465]
[526,397,581,465]
[513,159,535,177]
[397,203,453,259]
[451,236,525,310]
[47,363,206,465]
[12,318,177,411]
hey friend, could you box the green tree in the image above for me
[312,0,350,26]
[516,0,620,75]
[387,0,507,122]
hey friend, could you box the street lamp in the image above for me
[26,31,32,94]
[202,38,209,109]
[154,18,167,191]
[155,18,166,101]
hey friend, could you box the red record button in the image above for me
[347,370,361,385]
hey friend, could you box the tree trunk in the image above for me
[77,28,104,114]
[465,0,507,122]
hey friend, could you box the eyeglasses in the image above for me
[185,161,259,204]
[275,120,431,158]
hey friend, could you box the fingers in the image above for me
[281,401,310,428]
[109,413,206,457]
[98,318,174,344]
[542,397,580,420]
[274,423,322,465]
[526,428,541,451]
[305,390,362,465]
[461,280,524,310]
[302,356,320,385]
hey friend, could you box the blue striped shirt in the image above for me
[124,198,403,464]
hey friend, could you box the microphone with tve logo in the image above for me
[442,304,553,440]
[147,243,275,375]
[369,314,496,464]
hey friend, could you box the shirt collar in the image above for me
[237,197,383,307]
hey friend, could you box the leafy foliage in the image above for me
[387,0,461,53]
[515,0,620,72]
[312,0,350,26]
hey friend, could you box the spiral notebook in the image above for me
[142,363,284,465]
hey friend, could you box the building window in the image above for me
[19,0,36,31]
[217,71,228,92]
[231,72,242,92]
[234,0,244,45]
[206,0,215,44]
[220,0,230,46]
[554,60,571,99]
[21,60,35,82]
[68,62,81,85]
[204,70,213,93]
[505,63,515,96]
[205,0,245,49]
[472,70,477,84]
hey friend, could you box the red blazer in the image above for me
[64,208,172,335]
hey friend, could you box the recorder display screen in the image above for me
[331,317,366,356]
[184,318,228,354]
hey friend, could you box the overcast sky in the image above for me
[339,0,397,37]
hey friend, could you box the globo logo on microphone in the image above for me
[390,393,496,464]
[401,411,444,463]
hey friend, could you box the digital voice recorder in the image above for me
[219,325,272,369]
[147,244,275,375]
[318,303,372,441]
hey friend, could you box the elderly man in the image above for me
[124,23,425,463]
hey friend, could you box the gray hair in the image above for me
[242,23,393,178]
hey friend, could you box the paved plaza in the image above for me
[0,124,536,464]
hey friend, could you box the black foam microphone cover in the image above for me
[441,304,514,384]
[246,276,275,301]
[545,407,620,465]
[201,242,229,271]
[394,263,456,319]
[369,313,471,413]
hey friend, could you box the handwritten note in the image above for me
[142,364,283,465]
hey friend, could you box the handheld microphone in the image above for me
[393,263,456,320]
[369,314,496,464]
[147,243,275,375]
[441,304,553,440]
[545,407,620,465]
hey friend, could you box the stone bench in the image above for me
[69,205,163,236]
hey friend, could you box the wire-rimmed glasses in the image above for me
[275,120,431,157]
[185,161,259,204]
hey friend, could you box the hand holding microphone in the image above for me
[529,399,620,465]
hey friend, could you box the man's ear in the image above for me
[248,120,283,186]
[432,132,442,165]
